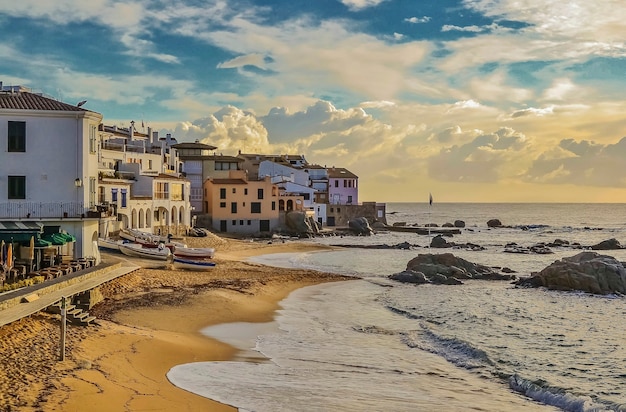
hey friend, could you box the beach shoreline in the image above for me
[0,233,351,411]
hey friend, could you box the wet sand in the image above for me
[0,233,350,411]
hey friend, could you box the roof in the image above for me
[0,90,91,112]
[155,173,187,181]
[209,178,248,185]
[172,141,218,150]
[328,167,358,179]
[214,155,244,162]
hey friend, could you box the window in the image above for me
[272,201,276,211]
[220,188,226,199]
[247,220,251,225]
[112,188,118,202]
[231,202,237,213]
[89,125,97,153]
[8,121,26,152]
[344,180,347,187]
[244,188,248,195]
[232,188,236,194]
[348,195,353,203]
[232,220,236,225]
[8,176,25,199]
[258,188,264,199]
[251,202,261,213]
[334,180,338,187]
[89,177,97,207]
[239,220,244,225]
[121,189,127,208]
[220,202,226,208]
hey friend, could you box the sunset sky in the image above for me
[1,0,625,203]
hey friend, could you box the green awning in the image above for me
[0,221,43,242]
[42,234,67,245]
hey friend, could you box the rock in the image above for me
[388,253,515,286]
[487,219,502,227]
[515,251,626,294]
[392,222,407,227]
[348,217,374,235]
[389,270,428,284]
[442,222,454,227]
[454,220,466,228]
[430,235,452,248]
[590,238,623,250]
[285,211,315,235]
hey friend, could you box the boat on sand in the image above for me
[172,256,216,271]
[118,242,171,260]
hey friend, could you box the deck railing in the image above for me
[0,202,90,219]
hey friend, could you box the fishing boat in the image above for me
[118,242,171,260]
[97,238,128,252]
[172,256,216,271]
[172,246,215,259]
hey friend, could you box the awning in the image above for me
[0,221,43,242]
[42,233,68,246]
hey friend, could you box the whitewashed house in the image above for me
[0,83,102,261]
[98,125,191,237]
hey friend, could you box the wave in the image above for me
[509,374,625,412]
[401,325,494,371]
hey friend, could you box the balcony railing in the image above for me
[0,202,91,219]
[101,142,163,155]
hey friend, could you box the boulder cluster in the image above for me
[515,251,626,294]
[389,253,515,285]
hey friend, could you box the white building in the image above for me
[0,83,102,260]
[98,125,191,237]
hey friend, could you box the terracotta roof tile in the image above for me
[0,91,89,112]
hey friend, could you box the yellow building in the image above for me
[205,171,279,234]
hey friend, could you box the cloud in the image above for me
[340,0,388,11]
[525,137,626,187]
[405,16,431,24]
[428,127,530,183]
[510,106,554,118]
[217,54,269,70]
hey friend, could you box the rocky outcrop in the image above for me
[429,235,485,251]
[504,242,554,254]
[389,253,515,286]
[590,238,622,250]
[348,217,374,235]
[487,219,503,227]
[454,220,466,228]
[285,211,315,236]
[515,251,626,294]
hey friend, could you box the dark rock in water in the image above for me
[430,235,452,248]
[502,267,516,273]
[392,222,407,227]
[487,219,502,227]
[389,253,516,286]
[389,270,428,284]
[454,220,466,228]
[504,243,553,254]
[330,242,419,250]
[425,223,439,227]
[590,238,622,250]
[547,238,569,247]
[348,217,374,235]
[442,222,454,227]
[515,251,626,294]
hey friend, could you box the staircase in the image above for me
[46,302,97,326]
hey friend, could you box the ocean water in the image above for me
[168,203,626,411]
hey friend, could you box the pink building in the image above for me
[328,167,358,205]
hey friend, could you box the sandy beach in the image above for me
[0,233,351,411]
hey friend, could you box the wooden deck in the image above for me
[0,258,140,328]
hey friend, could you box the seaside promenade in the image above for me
[0,258,140,328]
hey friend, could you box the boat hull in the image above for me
[172,257,216,271]
[172,247,215,259]
[119,243,171,260]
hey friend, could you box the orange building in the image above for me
[204,171,279,234]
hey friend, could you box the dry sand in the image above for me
[0,233,351,411]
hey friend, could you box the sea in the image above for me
[168,203,626,412]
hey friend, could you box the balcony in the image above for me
[98,171,136,181]
[101,142,162,155]
[0,202,94,219]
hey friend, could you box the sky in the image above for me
[1,0,625,203]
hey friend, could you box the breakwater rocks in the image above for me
[389,253,516,286]
[515,251,626,295]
